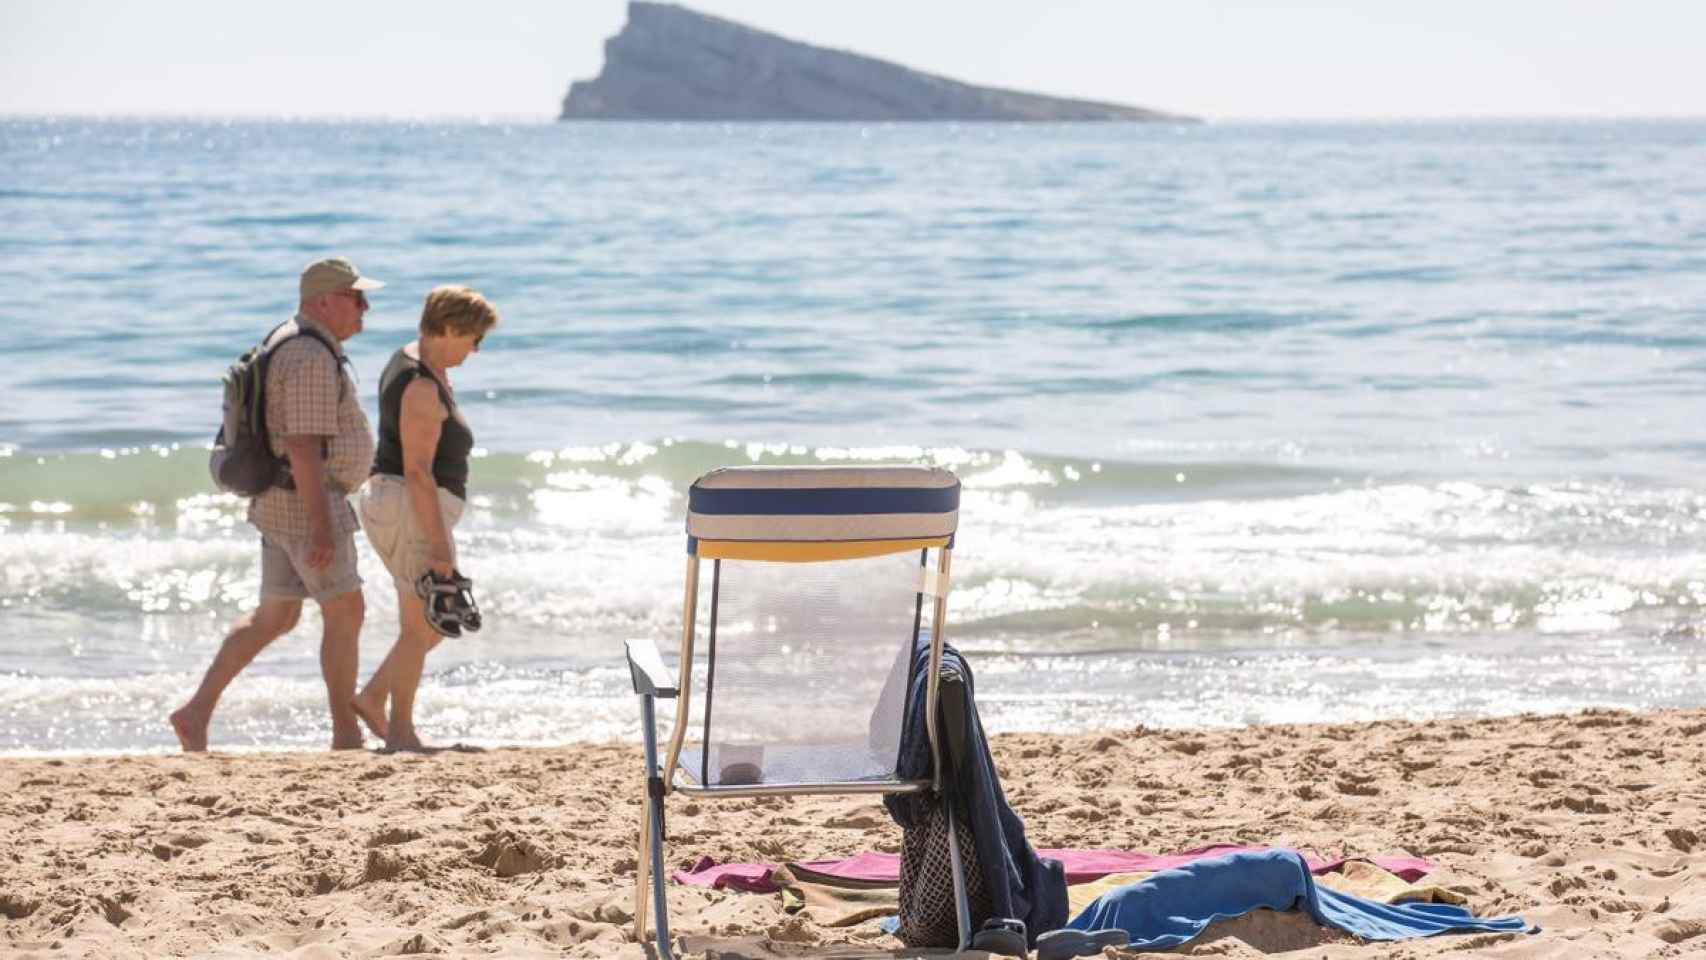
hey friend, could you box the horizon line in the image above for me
[5,110,1706,124]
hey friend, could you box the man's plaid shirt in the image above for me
[246,314,373,539]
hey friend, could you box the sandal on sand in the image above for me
[970,918,1028,957]
[415,569,481,638]
[1035,927,1130,960]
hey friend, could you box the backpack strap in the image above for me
[257,320,350,483]
[267,323,350,401]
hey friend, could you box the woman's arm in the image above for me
[399,377,453,577]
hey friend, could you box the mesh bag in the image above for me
[680,550,926,787]
[896,795,990,948]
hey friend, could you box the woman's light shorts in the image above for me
[358,474,465,591]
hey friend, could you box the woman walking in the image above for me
[352,285,497,750]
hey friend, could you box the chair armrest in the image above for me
[625,638,678,698]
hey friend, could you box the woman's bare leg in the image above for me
[380,589,437,751]
[352,586,444,741]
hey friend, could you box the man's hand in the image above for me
[306,522,335,570]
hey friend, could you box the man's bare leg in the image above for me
[317,588,365,750]
[170,597,303,752]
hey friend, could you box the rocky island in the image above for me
[561,2,1192,122]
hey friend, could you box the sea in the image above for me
[2,117,1703,754]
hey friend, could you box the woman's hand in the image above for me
[429,551,454,579]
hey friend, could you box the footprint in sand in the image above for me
[1555,795,1614,814]
[1649,917,1706,945]
[146,834,207,861]
[1334,777,1380,797]
[379,932,444,954]
[471,831,553,878]
[0,893,41,920]
[95,893,134,926]
[823,806,886,829]
[298,870,341,896]
[366,826,424,848]
[361,849,408,883]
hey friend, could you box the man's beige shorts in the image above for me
[359,474,465,592]
[260,531,362,603]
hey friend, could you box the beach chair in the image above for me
[624,465,967,958]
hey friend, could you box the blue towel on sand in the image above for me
[1067,850,1533,948]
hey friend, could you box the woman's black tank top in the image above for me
[370,345,473,500]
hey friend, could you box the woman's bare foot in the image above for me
[350,693,389,741]
[169,705,209,753]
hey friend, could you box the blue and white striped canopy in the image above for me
[686,466,959,554]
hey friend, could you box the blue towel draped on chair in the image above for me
[885,643,1069,944]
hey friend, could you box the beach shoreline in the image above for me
[3,707,1701,958]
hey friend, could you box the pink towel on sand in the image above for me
[671,845,1433,892]
[670,855,779,893]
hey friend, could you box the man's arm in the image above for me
[273,338,344,570]
[285,434,334,569]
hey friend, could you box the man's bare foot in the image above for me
[383,729,428,753]
[350,693,389,740]
[169,705,209,753]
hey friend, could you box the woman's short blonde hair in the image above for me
[419,285,499,338]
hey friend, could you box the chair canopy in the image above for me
[686,465,960,561]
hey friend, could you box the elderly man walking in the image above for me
[171,257,380,751]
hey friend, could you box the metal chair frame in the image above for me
[624,544,970,958]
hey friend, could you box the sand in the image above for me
[2,707,1703,958]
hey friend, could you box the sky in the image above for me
[2,0,1701,120]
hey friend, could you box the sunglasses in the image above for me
[335,290,369,309]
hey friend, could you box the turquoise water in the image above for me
[2,118,1704,752]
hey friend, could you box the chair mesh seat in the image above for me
[679,550,923,790]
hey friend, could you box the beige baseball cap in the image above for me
[299,256,385,299]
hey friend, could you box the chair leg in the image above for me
[639,693,675,960]
[634,793,651,942]
[944,799,973,953]
[645,785,674,959]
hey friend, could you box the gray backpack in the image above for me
[208,322,340,497]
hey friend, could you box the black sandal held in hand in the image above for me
[415,569,482,638]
